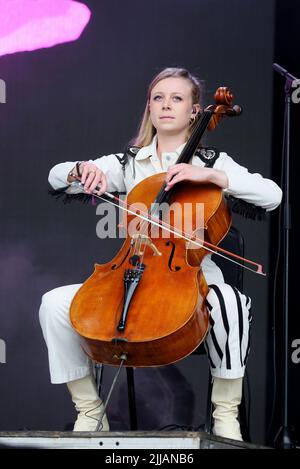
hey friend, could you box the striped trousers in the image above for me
[39,282,252,384]
[204,284,252,379]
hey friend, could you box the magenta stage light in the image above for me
[0,0,91,57]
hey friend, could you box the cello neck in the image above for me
[152,109,214,207]
[176,109,214,165]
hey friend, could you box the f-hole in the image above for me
[165,241,181,272]
[112,247,131,270]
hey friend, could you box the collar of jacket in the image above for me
[135,135,186,161]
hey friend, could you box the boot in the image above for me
[211,377,243,441]
[67,375,110,432]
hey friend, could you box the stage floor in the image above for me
[0,431,270,449]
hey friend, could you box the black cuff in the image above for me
[226,195,266,220]
[48,186,92,204]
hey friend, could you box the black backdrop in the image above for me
[0,0,296,446]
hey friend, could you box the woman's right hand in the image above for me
[72,161,107,195]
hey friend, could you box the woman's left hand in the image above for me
[164,163,228,191]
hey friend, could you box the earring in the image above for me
[189,116,196,126]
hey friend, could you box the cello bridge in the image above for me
[131,234,162,256]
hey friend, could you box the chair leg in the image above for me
[239,386,251,441]
[94,363,104,397]
[126,367,138,430]
[204,374,213,433]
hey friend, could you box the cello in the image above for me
[69,87,261,368]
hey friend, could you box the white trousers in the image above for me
[39,283,252,384]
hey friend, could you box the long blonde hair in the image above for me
[132,67,203,147]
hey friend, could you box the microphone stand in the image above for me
[272,63,297,449]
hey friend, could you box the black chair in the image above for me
[123,226,250,439]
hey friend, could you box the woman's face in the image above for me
[149,77,199,136]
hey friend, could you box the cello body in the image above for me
[70,172,231,367]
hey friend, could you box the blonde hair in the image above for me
[132,67,203,147]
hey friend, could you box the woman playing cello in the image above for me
[39,67,282,440]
